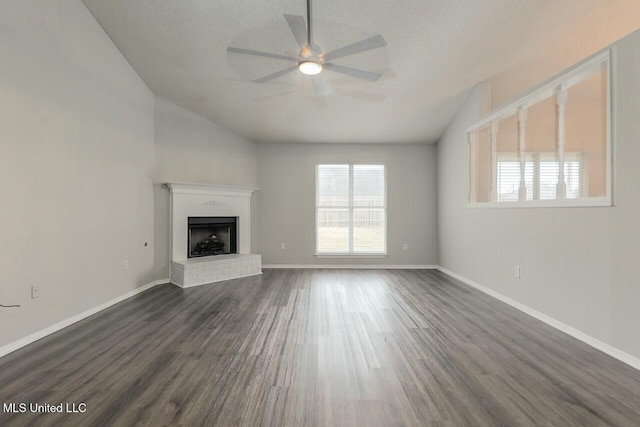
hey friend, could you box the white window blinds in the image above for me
[496,159,521,202]
[496,152,584,202]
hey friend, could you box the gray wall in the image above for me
[0,0,156,348]
[153,97,258,279]
[437,30,640,359]
[257,143,438,266]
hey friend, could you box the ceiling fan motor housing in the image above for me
[299,43,323,64]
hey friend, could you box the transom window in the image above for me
[316,164,386,255]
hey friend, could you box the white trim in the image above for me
[607,46,616,207]
[263,264,438,269]
[437,266,640,371]
[165,182,258,197]
[467,196,611,209]
[314,253,388,258]
[349,164,354,252]
[0,279,169,359]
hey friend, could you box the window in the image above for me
[497,152,585,202]
[316,164,386,255]
[468,50,610,207]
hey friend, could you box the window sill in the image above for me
[315,253,388,259]
[467,196,612,209]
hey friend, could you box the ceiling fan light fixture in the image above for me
[298,60,322,75]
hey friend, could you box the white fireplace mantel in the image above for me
[166,183,258,263]
[166,182,258,197]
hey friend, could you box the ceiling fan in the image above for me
[227,0,387,95]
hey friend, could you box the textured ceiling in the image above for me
[82,0,639,144]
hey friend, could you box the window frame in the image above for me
[466,49,613,209]
[315,163,388,258]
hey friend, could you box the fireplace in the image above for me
[188,217,238,258]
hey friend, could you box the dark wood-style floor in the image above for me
[1,269,639,426]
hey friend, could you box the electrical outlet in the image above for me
[402,243,408,251]
[123,260,129,271]
[514,265,521,279]
[280,243,286,250]
[31,285,40,299]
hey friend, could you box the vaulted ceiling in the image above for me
[82,0,639,144]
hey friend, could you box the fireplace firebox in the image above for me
[188,217,238,258]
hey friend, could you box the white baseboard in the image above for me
[262,264,439,269]
[0,278,169,359]
[437,266,640,371]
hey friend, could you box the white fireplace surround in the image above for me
[166,183,257,261]
[166,183,261,287]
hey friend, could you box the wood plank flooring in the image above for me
[1,269,639,426]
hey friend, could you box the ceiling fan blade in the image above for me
[324,63,382,82]
[323,35,387,62]
[284,14,308,48]
[311,75,330,96]
[227,47,297,62]
[254,66,298,83]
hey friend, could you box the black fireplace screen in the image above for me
[188,217,238,258]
